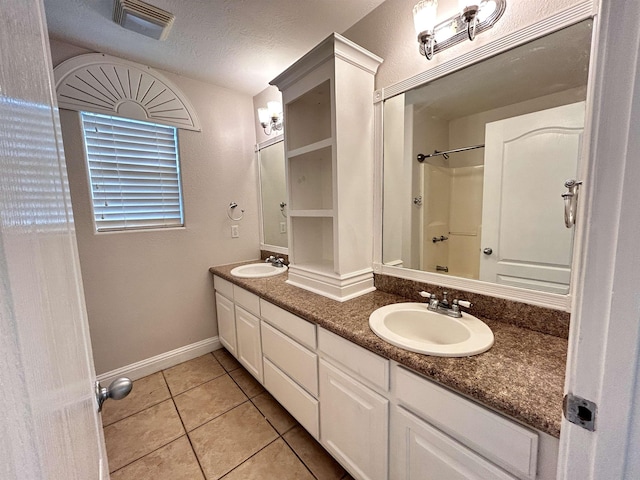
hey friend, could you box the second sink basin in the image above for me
[369,303,493,357]
[230,263,288,278]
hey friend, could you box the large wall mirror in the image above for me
[381,18,593,307]
[258,136,288,253]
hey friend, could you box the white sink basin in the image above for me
[230,263,288,278]
[369,303,494,357]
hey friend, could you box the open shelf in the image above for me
[286,80,332,151]
[287,137,333,159]
[288,145,333,210]
[290,216,334,270]
[272,33,381,301]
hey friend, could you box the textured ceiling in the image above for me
[43,0,387,96]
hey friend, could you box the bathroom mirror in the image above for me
[382,19,592,299]
[258,136,288,252]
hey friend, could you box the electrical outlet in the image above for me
[280,222,287,234]
[231,225,239,238]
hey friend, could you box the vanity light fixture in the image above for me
[413,0,439,60]
[257,101,283,136]
[413,0,506,61]
[459,0,480,40]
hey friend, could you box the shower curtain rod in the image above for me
[416,143,485,163]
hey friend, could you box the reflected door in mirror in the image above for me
[480,101,585,294]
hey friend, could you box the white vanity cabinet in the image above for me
[213,276,237,357]
[232,285,263,383]
[213,276,263,383]
[213,275,557,480]
[392,366,540,480]
[318,328,390,480]
[391,406,518,480]
[234,306,263,383]
[260,299,320,438]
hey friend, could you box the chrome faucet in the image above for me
[265,255,286,268]
[419,291,472,318]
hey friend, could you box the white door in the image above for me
[479,102,585,294]
[0,0,108,478]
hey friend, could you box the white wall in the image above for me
[50,38,259,375]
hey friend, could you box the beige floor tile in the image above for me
[101,372,170,427]
[163,353,226,395]
[104,400,184,472]
[110,436,204,480]
[213,348,242,372]
[284,425,346,480]
[252,391,297,434]
[221,438,314,480]
[190,402,278,479]
[229,367,265,398]
[174,374,247,431]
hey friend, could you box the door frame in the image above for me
[557,0,640,477]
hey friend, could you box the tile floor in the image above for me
[102,349,353,480]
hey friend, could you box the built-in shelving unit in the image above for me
[271,33,382,301]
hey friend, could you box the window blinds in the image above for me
[80,112,184,231]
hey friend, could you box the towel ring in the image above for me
[227,202,244,221]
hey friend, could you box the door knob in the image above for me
[95,377,133,412]
[483,248,493,255]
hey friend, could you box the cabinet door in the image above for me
[319,359,388,480]
[215,292,237,357]
[391,406,516,480]
[235,306,263,383]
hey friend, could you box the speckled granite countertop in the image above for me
[210,263,567,438]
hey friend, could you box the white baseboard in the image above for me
[97,336,222,385]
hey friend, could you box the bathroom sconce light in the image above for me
[257,101,283,135]
[413,0,506,61]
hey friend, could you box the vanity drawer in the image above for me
[318,327,389,392]
[262,321,318,397]
[264,358,319,439]
[233,285,260,316]
[213,275,233,299]
[260,299,316,349]
[395,366,538,480]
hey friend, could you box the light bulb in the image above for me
[267,101,282,121]
[413,0,438,35]
[257,107,270,126]
[477,0,497,22]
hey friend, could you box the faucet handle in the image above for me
[453,299,473,309]
[418,291,432,299]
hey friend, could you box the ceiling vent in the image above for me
[113,0,175,41]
